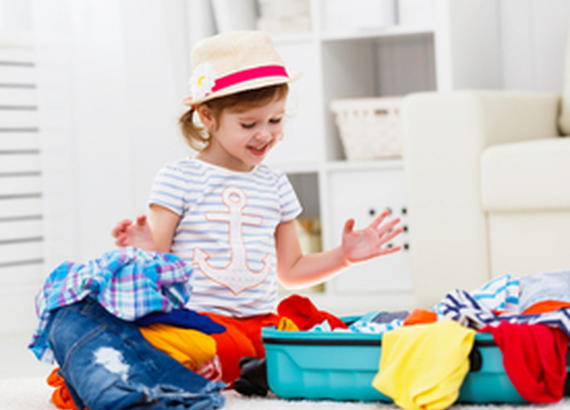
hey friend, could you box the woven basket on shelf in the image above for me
[330,97,404,160]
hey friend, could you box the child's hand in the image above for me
[341,210,403,264]
[111,214,156,251]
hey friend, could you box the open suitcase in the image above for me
[261,317,570,404]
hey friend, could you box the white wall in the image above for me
[500,0,570,92]
[0,0,32,30]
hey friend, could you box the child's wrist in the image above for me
[339,247,351,268]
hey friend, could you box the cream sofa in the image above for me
[402,89,570,308]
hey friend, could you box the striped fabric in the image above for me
[30,247,193,362]
[149,159,302,317]
[437,289,570,337]
[469,274,520,312]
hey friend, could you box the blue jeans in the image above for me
[47,298,225,409]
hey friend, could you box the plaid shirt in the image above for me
[29,247,193,362]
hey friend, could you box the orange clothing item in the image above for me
[523,300,570,315]
[203,312,281,385]
[47,368,83,410]
[278,316,299,331]
[403,308,437,326]
[139,323,216,370]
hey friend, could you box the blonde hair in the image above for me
[179,83,289,151]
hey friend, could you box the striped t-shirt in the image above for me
[148,158,302,317]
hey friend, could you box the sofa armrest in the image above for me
[401,91,560,308]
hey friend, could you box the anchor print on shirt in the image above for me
[193,186,273,295]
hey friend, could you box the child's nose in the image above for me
[254,127,272,141]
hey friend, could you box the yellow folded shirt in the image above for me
[372,320,475,410]
[139,323,217,371]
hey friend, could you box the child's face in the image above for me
[205,96,286,171]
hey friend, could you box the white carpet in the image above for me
[222,391,570,410]
[0,377,568,410]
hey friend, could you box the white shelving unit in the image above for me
[257,0,503,314]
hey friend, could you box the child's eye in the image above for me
[269,118,282,124]
[241,122,255,129]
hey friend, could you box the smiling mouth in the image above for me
[247,143,270,156]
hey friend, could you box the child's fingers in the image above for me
[136,214,147,226]
[376,217,401,237]
[343,218,355,235]
[375,245,401,256]
[115,233,129,247]
[368,209,390,229]
[379,227,403,245]
[111,219,132,237]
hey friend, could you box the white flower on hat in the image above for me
[189,63,217,101]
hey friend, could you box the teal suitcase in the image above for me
[262,318,570,403]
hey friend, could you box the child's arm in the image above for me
[147,204,180,252]
[275,210,402,289]
[111,204,180,253]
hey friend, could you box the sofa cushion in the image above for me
[481,138,570,211]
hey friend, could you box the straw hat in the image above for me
[183,31,300,106]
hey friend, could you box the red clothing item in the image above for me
[205,294,345,385]
[277,294,348,331]
[480,322,568,403]
[203,312,281,385]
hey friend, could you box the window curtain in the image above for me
[33,0,190,266]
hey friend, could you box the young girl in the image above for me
[112,31,403,384]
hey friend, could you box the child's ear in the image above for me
[196,105,215,129]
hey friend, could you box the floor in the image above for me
[1,378,569,410]
[2,331,569,410]
[0,331,52,380]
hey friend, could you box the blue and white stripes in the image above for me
[468,274,520,312]
[437,289,570,336]
[345,273,569,337]
[149,159,302,317]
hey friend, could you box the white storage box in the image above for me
[330,97,404,160]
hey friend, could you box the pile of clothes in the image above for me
[29,246,570,409]
[29,247,227,409]
[28,247,379,409]
[276,272,570,409]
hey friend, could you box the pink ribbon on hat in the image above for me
[212,64,288,92]
[185,64,289,103]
